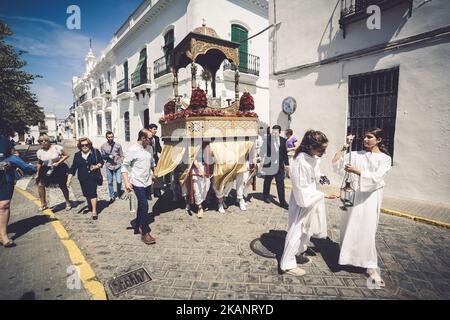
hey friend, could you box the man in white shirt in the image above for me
[121,129,156,245]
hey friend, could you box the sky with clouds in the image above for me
[0,0,142,118]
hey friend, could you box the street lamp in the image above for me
[340,135,356,210]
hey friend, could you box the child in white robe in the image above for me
[182,159,211,219]
[280,130,338,276]
[332,128,392,287]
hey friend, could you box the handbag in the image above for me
[93,149,103,186]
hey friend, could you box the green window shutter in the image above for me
[231,25,248,70]
[135,48,147,72]
[132,48,147,87]
[124,61,128,89]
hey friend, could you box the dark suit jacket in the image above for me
[152,135,162,164]
[69,149,104,182]
[261,135,289,170]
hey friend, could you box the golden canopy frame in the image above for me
[171,24,241,101]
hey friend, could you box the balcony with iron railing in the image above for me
[131,67,149,88]
[223,52,260,76]
[79,93,87,104]
[117,78,129,94]
[153,54,173,79]
[340,0,412,37]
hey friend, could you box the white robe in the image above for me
[334,151,392,269]
[280,153,327,271]
[182,163,210,205]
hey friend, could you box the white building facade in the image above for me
[269,0,450,205]
[72,0,270,150]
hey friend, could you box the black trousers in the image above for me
[263,167,286,205]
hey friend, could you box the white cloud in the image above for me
[33,85,73,119]
[1,15,107,69]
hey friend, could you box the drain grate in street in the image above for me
[108,267,152,296]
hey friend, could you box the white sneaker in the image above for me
[197,208,204,219]
[218,204,225,213]
[284,267,306,277]
[239,199,247,211]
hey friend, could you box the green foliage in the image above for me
[0,20,44,136]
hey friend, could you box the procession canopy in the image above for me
[154,22,259,186]
[209,139,254,193]
[172,24,240,75]
[154,140,201,186]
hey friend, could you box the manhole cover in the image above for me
[250,234,285,259]
[108,267,152,296]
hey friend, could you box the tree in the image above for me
[0,20,44,136]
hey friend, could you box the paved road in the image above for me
[0,191,90,300]
[23,144,450,300]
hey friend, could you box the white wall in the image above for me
[269,0,450,205]
[271,0,449,71]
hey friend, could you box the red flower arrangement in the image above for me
[190,87,207,110]
[164,100,176,115]
[236,111,258,118]
[239,92,255,112]
[159,108,229,124]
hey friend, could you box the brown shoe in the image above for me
[141,233,156,245]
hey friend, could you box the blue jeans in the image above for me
[133,186,151,234]
[106,167,122,199]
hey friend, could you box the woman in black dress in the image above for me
[67,137,104,220]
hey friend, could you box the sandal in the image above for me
[0,239,16,248]
[367,269,386,287]
[39,204,49,211]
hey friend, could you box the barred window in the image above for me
[347,67,399,158]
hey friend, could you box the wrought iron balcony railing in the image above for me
[223,52,260,76]
[79,93,87,104]
[117,78,129,94]
[340,0,412,37]
[131,69,149,88]
[153,54,173,79]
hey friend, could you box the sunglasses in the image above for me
[80,144,90,147]
[39,140,49,143]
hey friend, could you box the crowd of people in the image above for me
[0,124,391,286]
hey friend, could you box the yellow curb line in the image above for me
[274,181,450,229]
[14,187,108,300]
[380,208,450,229]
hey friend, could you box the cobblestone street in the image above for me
[18,145,449,300]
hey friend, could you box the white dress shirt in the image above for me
[121,143,153,188]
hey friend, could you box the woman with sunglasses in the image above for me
[36,134,72,211]
[332,128,392,287]
[67,137,104,220]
